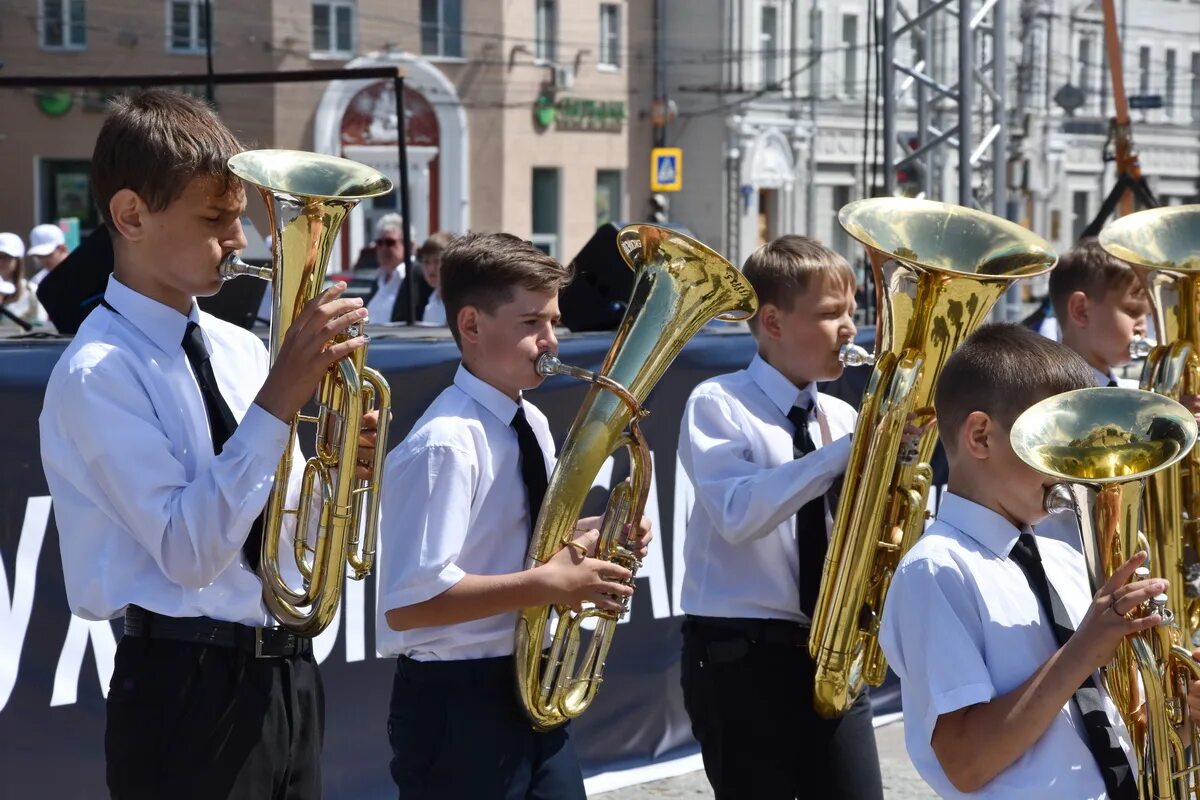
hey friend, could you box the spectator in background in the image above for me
[417,231,455,327]
[28,223,69,288]
[0,232,48,329]
[363,214,432,323]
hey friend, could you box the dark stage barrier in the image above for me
[0,325,918,798]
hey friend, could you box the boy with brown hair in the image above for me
[39,89,372,798]
[677,235,883,799]
[416,230,454,326]
[1049,238,1149,388]
[378,231,651,798]
[878,322,1192,798]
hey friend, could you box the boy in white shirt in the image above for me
[880,322,1200,798]
[415,230,453,326]
[378,232,651,798]
[677,235,882,799]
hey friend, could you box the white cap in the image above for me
[28,224,66,257]
[0,232,25,259]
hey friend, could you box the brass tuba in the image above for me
[1011,386,1200,799]
[1100,205,1200,641]
[514,224,758,730]
[809,198,1058,718]
[222,149,394,637]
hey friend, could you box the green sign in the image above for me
[35,89,73,117]
[534,92,625,133]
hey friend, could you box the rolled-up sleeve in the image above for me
[377,442,476,611]
[47,357,289,590]
[879,557,997,741]
[681,391,852,545]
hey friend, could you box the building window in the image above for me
[598,3,620,69]
[421,0,463,58]
[40,159,100,231]
[1076,34,1094,111]
[761,3,780,87]
[1072,190,1090,242]
[312,0,354,57]
[595,170,623,228]
[167,0,210,53]
[1138,46,1151,96]
[532,168,561,258]
[1191,52,1200,121]
[41,0,87,50]
[1165,49,1177,115]
[842,14,858,97]
[535,0,557,63]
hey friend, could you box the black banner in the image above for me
[0,327,900,797]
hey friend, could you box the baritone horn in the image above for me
[514,224,758,730]
[1101,205,1200,641]
[222,149,394,637]
[810,198,1058,718]
[1011,387,1200,799]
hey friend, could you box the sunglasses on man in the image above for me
[375,237,401,248]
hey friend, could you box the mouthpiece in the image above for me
[536,352,565,378]
[1128,337,1152,360]
[839,342,876,368]
[1043,484,1076,515]
[219,252,273,282]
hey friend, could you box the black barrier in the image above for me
[0,327,911,798]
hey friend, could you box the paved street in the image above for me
[592,720,936,799]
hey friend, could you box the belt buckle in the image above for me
[254,626,280,659]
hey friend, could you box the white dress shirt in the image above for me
[1092,365,1138,389]
[366,264,405,323]
[39,275,300,626]
[678,354,856,623]
[880,492,1134,800]
[376,364,556,661]
[421,292,446,326]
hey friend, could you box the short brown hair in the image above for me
[91,89,242,233]
[440,232,573,348]
[741,235,856,331]
[935,323,1094,454]
[1048,238,1142,323]
[416,231,456,261]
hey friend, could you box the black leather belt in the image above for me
[123,606,310,658]
[685,615,811,648]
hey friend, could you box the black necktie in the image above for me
[512,406,548,539]
[1107,378,1119,387]
[788,403,828,617]
[181,322,263,570]
[1009,533,1136,799]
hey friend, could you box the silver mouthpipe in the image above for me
[219,252,273,282]
[1128,337,1152,360]
[839,342,876,368]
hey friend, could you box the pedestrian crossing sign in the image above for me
[650,147,683,192]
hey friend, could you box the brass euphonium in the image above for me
[222,149,394,637]
[1011,387,1200,799]
[810,198,1058,718]
[1101,205,1200,641]
[514,225,758,730]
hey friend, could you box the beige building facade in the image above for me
[0,0,654,270]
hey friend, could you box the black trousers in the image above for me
[105,635,324,800]
[681,617,884,800]
[387,655,586,800]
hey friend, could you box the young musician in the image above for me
[677,235,883,799]
[879,322,1200,798]
[377,232,651,799]
[1049,238,1148,388]
[39,89,374,799]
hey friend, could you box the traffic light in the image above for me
[649,192,669,224]
[895,133,925,198]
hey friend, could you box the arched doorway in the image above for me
[314,52,469,271]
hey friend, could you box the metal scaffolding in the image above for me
[882,0,1009,216]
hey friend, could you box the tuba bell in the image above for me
[1100,205,1200,642]
[1011,386,1200,799]
[809,197,1058,718]
[514,224,758,730]
[222,149,394,637]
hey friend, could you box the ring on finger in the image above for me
[1109,594,1122,616]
